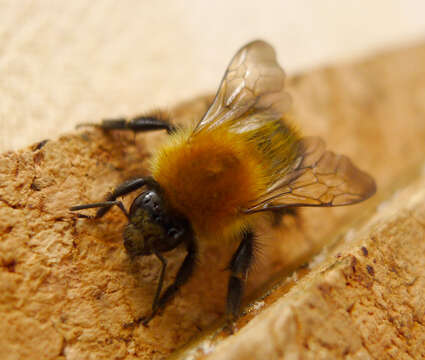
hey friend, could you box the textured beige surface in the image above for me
[197,179,425,359]
[1,42,425,359]
[1,1,425,152]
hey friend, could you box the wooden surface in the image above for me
[1,43,425,359]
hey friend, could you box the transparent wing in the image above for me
[192,40,292,134]
[244,137,377,213]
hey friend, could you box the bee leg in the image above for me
[77,114,176,134]
[70,200,129,219]
[226,229,255,327]
[147,251,168,320]
[139,237,197,326]
[70,177,150,218]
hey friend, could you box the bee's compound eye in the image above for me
[168,227,182,239]
[140,191,161,212]
[143,192,152,204]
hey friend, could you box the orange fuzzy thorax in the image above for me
[150,128,267,239]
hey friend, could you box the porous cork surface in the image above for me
[1,44,425,359]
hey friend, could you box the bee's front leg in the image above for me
[134,237,198,327]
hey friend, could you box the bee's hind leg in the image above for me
[77,113,176,135]
[226,228,255,330]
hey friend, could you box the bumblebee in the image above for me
[71,40,376,325]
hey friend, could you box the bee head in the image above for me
[123,188,190,257]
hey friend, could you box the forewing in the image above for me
[193,40,292,134]
[244,137,377,213]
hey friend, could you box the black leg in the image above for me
[140,237,198,326]
[77,114,176,134]
[70,177,150,218]
[226,229,255,321]
[151,251,167,315]
[70,200,129,219]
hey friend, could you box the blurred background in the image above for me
[1,0,424,152]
